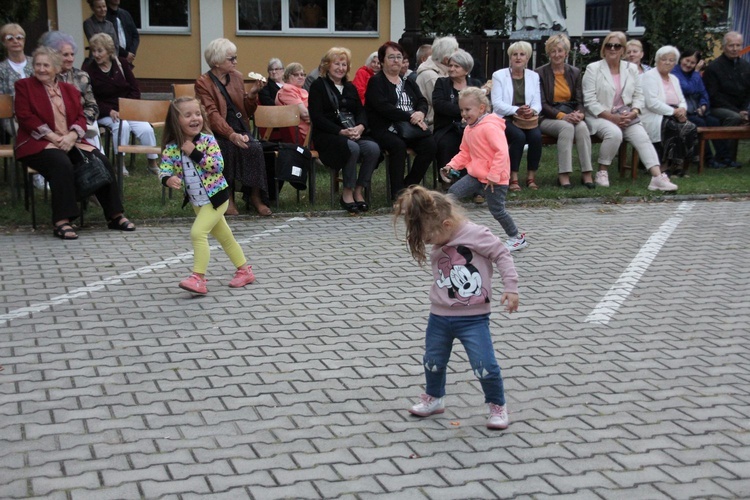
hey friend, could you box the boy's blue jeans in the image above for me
[423,313,506,405]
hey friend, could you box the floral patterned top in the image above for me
[0,58,33,96]
[57,68,99,125]
[159,132,229,208]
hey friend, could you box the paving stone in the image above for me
[32,472,100,496]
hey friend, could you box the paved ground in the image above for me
[1,199,749,499]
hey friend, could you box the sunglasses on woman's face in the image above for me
[605,43,623,50]
[4,34,25,41]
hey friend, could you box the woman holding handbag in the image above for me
[309,47,380,214]
[365,41,435,200]
[15,47,134,240]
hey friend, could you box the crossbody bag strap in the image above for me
[323,78,343,115]
[208,72,250,134]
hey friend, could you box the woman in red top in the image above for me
[15,47,133,239]
[351,51,380,104]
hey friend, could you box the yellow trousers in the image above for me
[191,201,246,275]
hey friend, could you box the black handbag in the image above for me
[68,147,113,199]
[322,79,357,129]
[393,120,431,140]
[274,143,311,190]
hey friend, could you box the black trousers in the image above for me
[23,148,123,225]
[377,131,436,198]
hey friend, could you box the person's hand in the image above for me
[695,59,706,72]
[166,175,182,189]
[300,109,311,123]
[673,107,687,122]
[697,105,706,117]
[410,111,427,129]
[740,110,749,123]
[440,165,453,183]
[516,105,533,119]
[181,140,195,155]
[231,132,250,149]
[484,179,498,193]
[501,292,519,313]
[126,52,135,64]
[57,131,77,152]
[110,110,120,122]
[245,80,263,97]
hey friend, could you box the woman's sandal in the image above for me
[53,223,78,240]
[526,179,539,190]
[509,180,522,192]
[108,215,136,231]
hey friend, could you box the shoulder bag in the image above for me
[208,72,251,135]
[68,146,114,199]
[323,80,356,129]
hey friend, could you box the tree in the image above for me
[420,0,512,37]
[632,0,727,63]
[0,0,40,26]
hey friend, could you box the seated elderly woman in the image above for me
[672,48,731,168]
[432,49,483,177]
[365,41,435,200]
[274,62,310,145]
[583,31,677,192]
[536,34,594,188]
[309,46,380,214]
[15,47,134,240]
[416,36,459,130]
[195,37,270,216]
[258,58,284,105]
[82,33,159,175]
[351,51,380,104]
[641,45,697,177]
[492,41,543,190]
[626,40,651,75]
[40,31,102,150]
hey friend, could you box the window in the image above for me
[237,0,378,35]
[583,0,644,34]
[120,0,190,32]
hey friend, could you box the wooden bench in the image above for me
[541,134,639,180]
[697,126,750,174]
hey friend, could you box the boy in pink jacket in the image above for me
[443,87,528,251]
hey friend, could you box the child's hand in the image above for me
[440,165,453,183]
[484,180,498,193]
[166,175,182,189]
[501,292,519,313]
[181,140,195,155]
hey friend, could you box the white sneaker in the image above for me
[505,233,528,252]
[408,394,445,417]
[32,174,48,191]
[648,173,678,192]
[122,166,130,177]
[595,170,609,187]
[487,403,509,430]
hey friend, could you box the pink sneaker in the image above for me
[487,403,509,430]
[229,266,255,288]
[179,273,208,294]
[408,394,445,417]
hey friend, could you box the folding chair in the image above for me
[253,105,318,206]
[0,95,19,201]
[115,98,171,198]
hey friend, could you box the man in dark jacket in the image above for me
[703,31,750,126]
[106,0,140,65]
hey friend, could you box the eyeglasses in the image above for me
[270,67,283,71]
[226,56,238,62]
[292,72,306,77]
[386,55,404,61]
[3,34,25,42]
[604,43,623,50]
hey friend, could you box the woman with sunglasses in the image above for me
[0,24,31,97]
[582,31,678,192]
[275,62,310,145]
[195,38,271,216]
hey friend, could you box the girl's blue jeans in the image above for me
[423,313,506,405]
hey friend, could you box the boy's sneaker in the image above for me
[505,233,528,252]
[229,266,255,288]
[179,273,208,294]
[487,403,509,430]
[408,394,445,417]
[648,173,678,192]
[595,170,610,187]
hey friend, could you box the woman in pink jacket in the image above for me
[442,87,528,252]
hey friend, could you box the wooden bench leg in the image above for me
[631,149,639,180]
[699,139,706,174]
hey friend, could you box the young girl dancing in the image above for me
[393,185,519,429]
[160,96,256,294]
[441,87,528,252]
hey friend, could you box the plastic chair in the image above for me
[115,98,171,197]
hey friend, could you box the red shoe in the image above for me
[229,266,255,288]
[179,273,208,294]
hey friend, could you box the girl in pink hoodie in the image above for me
[443,87,528,252]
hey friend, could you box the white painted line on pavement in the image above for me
[585,202,694,325]
[0,218,306,325]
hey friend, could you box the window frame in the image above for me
[131,0,192,34]
[236,0,380,37]
[582,1,645,37]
